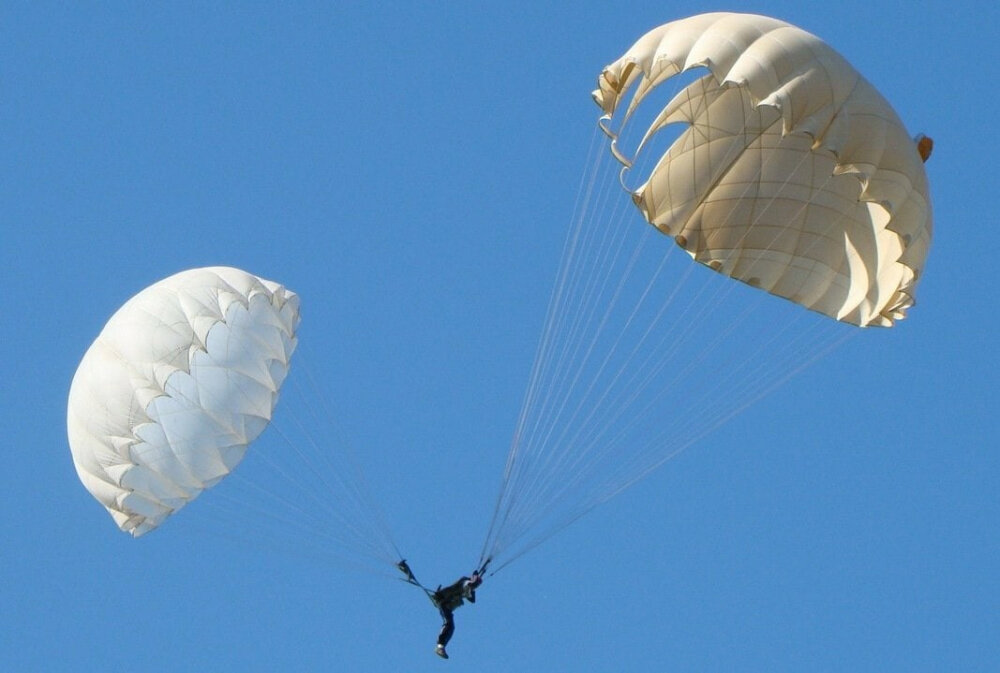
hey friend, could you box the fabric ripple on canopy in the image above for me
[67,266,300,536]
[592,12,932,327]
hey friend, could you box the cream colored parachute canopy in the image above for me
[67,267,300,536]
[593,12,932,326]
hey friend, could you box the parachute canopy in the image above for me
[67,267,299,536]
[592,12,932,326]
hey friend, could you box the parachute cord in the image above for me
[154,383,397,571]
[198,411,398,569]
[246,376,395,564]
[480,124,608,568]
[485,148,646,565]
[481,323,852,571]
[161,322,404,571]
[480,89,865,568]
[571,151,856,506]
[481,113,678,563]
[599,327,857,501]
[481,126,634,564]
[292,348,403,565]
[480,124,632,565]
[484,123,646,566]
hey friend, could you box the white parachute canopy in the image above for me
[592,12,932,326]
[67,266,300,537]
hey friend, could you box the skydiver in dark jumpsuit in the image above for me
[397,559,485,659]
[431,573,482,658]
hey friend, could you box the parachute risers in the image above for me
[396,558,491,598]
[592,12,933,328]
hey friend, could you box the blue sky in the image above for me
[3,2,997,671]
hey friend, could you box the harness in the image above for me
[433,581,468,612]
[396,557,490,607]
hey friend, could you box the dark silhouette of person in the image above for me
[431,573,482,659]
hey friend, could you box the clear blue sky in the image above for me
[3,2,997,671]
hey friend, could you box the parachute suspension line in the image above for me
[510,226,658,507]
[290,347,403,563]
[570,152,858,507]
[515,154,641,462]
[194,463,392,572]
[140,366,385,567]
[494,245,694,551]
[480,126,608,568]
[254,346,401,567]
[513,138,668,446]
[482,105,692,562]
[222,422,375,549]
[491,274,765,558]
[482,143,659,564]
[205,392,393,566]
[507,126,608,469]
[495,151,667,563]
[580,150,853,500]
[481,125,640,568]
[485,144,634,567]
[601,323,856,504]
[482,113,782,563]
[164,323,400,571]
[484,75,863,568]
[250,405,398,565]
[538,122,779,455]
[544,292,766,503]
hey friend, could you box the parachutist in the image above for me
[395,560,485,659]
[431,573,483,659]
